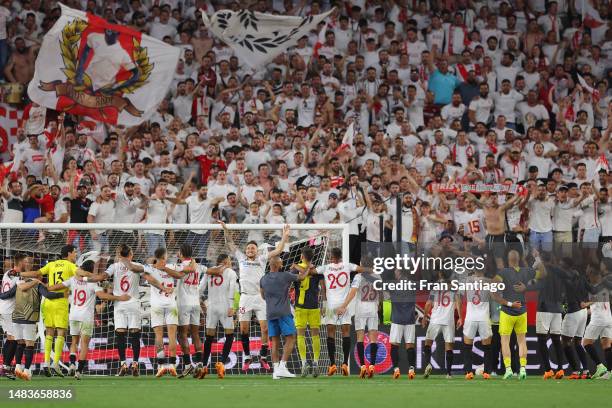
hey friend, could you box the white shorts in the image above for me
[151,306,179,328]
[355,316,378,331]
[389,323,415,344]
[238,294,266,322]
[426,323,455,343]
[114,305,142,330]
[323,302,354,326]
[0,313,15,336]
[583,323,612,340]
[14,323,36,342]
[536,312,562,335]
[178,304,201,326]
[69,320,94,337]
[463,320,492,340]
[561,309,588,338]
[206,308,234,330]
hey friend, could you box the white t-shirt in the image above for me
[454,209,486,241]
[429,289,456,325]
[88,199,115,233]
[0,271,19,315]
[105,262,141,310]
[172,259,206,307]
[527,198,554,233]
[464,276,490,322]
[352,273,380,318]
[201,267,237,311]
[493,90,523,122]
[468,97,494,124]
[63,277,102,322]
[316,262,358,306]
[235,248,268,296]
[21,146,46,178]
[145,198,171,235]
[144,264,177,308]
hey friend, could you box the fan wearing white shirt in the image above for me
[441,92,467,127]
[468,83,494,127]
[527,143,555,179]
[493,80,524,127]
[527,184,555,251]
[219,221,291,372]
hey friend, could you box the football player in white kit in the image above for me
[199,253,238,379]
[47,252,130,379]
[582,263,612,379]
[0,254,28,380]
[100,245,150,377]
[219,221,290,371]
[170,244,224,379]
[422,272,462,379]
[122,247,185,378]
[336,270,381,379]
[316,247,368,376]
[460,270,521,380]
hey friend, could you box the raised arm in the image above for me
[267,225,290,258]
[218,220,238,253]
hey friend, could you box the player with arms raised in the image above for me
[1,255,22,380]
[316,247,368,376]
[219,221,290,372]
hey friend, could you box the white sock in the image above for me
[273,362,280,370]
[302,360,307,366]
[280,361,286,369]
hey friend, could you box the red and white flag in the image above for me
[582,0,605,28]
[28,4,179,126]
[313,23,328,58]
[595,153,610,174]
[577,74,600,102]
[334,121,355,155]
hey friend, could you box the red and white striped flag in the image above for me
[28,4,180,126]
[334,122,355,155]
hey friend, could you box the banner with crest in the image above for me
[27,4,180,126]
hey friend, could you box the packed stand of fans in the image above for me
[0,0,611,263]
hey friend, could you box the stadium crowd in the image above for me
[0,0,611,383]
[0,0,611,255]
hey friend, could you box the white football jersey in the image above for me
[172,259,207,307]
[464,277,490,322]
[429,290,457,325]
[352,273,380,318]
[144,264,177,308]
[235,248,268,296]
[316,262,358,306]
[589,289,612,327]
[0,270,19,314]
[201,268,238,311]
[63,277,102,322]
[454,209,486,241]
[105,262,141,310]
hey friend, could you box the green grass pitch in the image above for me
[0,375,609,408]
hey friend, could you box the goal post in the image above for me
[0,222,350,376]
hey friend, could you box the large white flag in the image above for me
[202,8,334,69]
[28,4,180,126]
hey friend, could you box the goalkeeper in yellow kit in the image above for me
[21,245,97,376]
[291,247,325,377]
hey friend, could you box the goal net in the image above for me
[0,223,349,376]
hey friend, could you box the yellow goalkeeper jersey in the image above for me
[40,259,77,303]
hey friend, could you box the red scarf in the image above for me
[487,142,498,155]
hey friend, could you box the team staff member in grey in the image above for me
[260,253,308,380]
